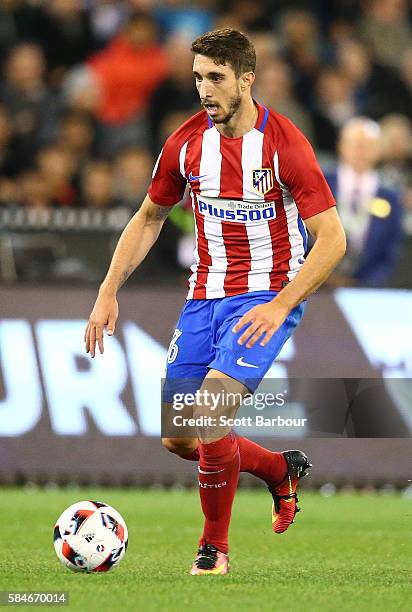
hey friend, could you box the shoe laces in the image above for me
[195,544,219,570]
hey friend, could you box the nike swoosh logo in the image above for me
[236,357,258,368]
[188,172,206,181]
[198,467,225,474]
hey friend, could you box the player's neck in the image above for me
[215,98,258,139]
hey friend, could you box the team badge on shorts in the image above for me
[252,168,273,195]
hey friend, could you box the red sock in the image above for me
[198,432,240,554]
[237,436,287,484]
[180,437,286,485]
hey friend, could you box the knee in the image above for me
[161,437,180,454]
[162,437,197,456]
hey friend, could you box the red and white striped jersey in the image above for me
[148,102,335,299]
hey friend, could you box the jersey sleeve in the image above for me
[148,135,187,206]
[278,122,336,220]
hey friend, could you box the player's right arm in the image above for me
[85,123,189,357]
[84,195,173,357]
[84,119,196,357]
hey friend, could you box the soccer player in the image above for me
[85,29,346,575]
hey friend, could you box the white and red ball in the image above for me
[53,500,128,573]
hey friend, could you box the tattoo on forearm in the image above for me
[118,265,134,289]
[153,205,171,221]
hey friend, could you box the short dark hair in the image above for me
[191,28,256,78]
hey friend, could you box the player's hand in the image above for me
[84,290,119,358]
[232,301,290,349]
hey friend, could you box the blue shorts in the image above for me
[163,291,305,400]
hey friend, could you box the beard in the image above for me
[212,93,242,124]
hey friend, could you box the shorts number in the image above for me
[167,329,182,364]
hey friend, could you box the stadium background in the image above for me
[1,1,412,489]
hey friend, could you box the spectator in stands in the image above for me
[324,117,403,287]
[249,31,280,69]
[400,47,412,95]
[80,160,115,208]
[213,11,243,32]
[61,64,101,119]
[311,0,361,31]
[0,44,60,170]
[321,15,358,50]
[157,109,193,148]
[254,57,315,143]
[36,0,97,83]
[312,67,356,155]
[113,147,153,207]
[336,38,412,120]
[57,111,96,189]
[58,111,95,159]
[36,145,77,207]
[0,1,23,62]
[0,178,18,206]
[358,0,412,70]
[379,113,412,211]
[17,169,53,209]
[279,9,322,106]
[0,0,45,64]
[0,104,19,177]
[216,0,274,34]
[88,8,167,125]
[87,10,168,154]
[148,33,199,153]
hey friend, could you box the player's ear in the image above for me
[240,71,255,91]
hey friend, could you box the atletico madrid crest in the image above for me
[252,168,273,195]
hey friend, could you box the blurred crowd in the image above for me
[0,0,411,285]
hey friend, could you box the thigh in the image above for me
[163,299,215,403]
[209,291,306,393]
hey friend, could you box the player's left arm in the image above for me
[234,207,346,347]
[234,121,346,348]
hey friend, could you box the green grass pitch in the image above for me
[1,487,411,611]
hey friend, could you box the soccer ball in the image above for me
[53,500,128,573]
